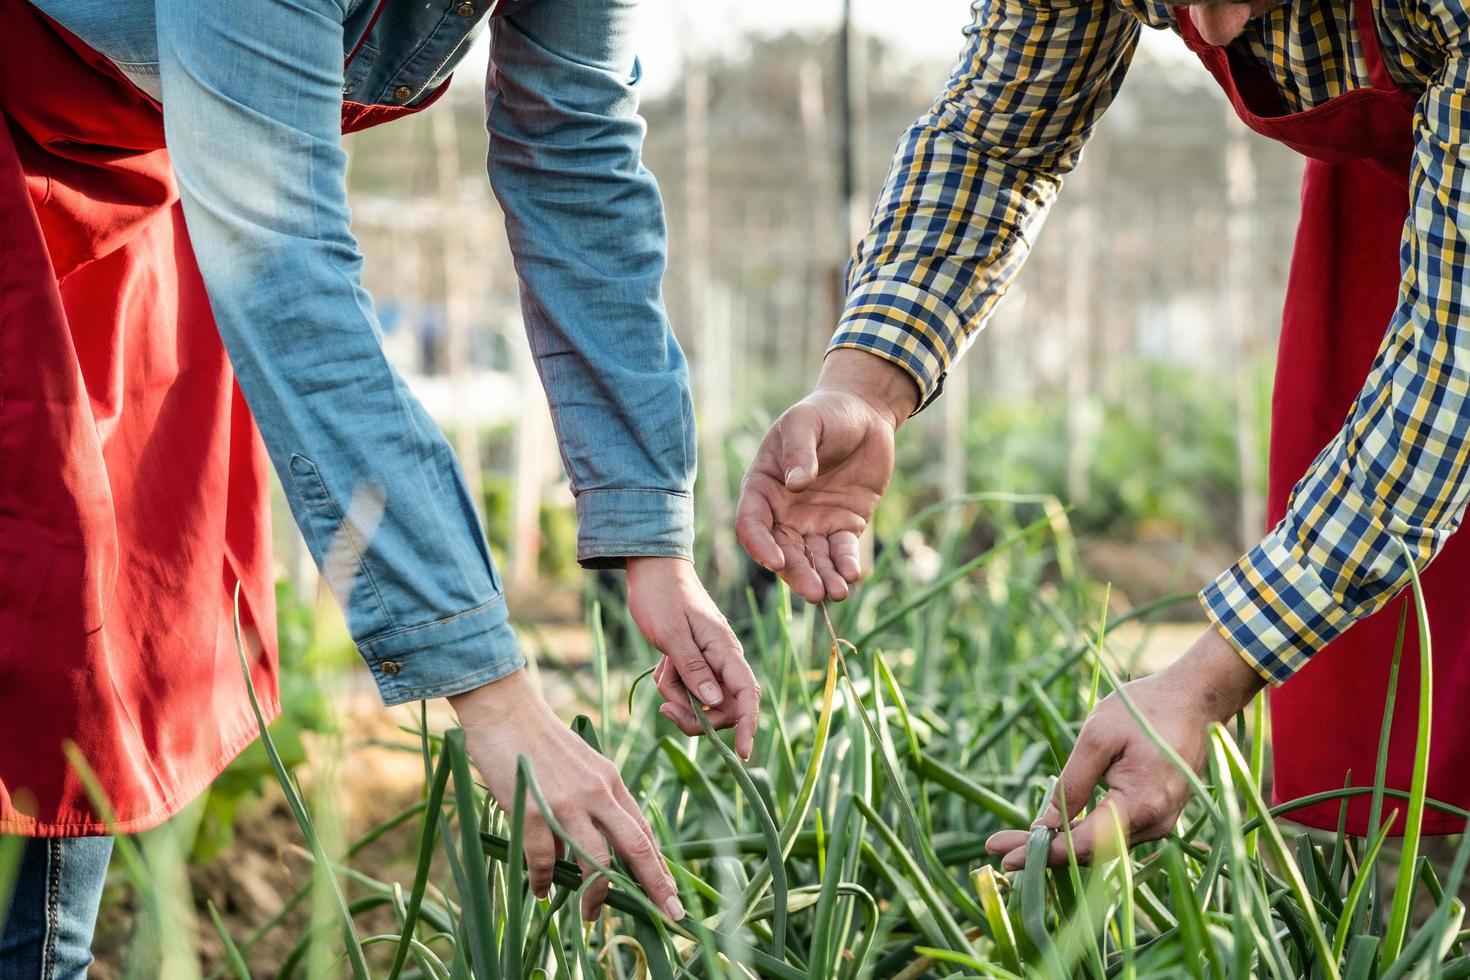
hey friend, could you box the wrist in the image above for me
[817,349,921,429]
[626,555,693,589]
[625,555,691,574]
[1168,626,1268,720]
[448,667,547,729]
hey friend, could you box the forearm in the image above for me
[816,349,921,427]
[833,0,1139,409]
[833,153,1063,410]
[158,0,521,701]
[1204,61,1470,682]
[487,0,695,567]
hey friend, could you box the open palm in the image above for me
[736,389,898,602]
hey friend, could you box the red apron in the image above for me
[0,1,443,836]
[1179,1,1470,834]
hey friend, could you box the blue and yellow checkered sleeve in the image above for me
[830,0,1141,407]
[1203,46,1470,683]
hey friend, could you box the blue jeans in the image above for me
[0,837,113,979]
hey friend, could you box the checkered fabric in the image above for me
[833,0,1470,682]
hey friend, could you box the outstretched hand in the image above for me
[735,350,919,603]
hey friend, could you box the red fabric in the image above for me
[342,80,452,135]
[0,2,443,836]
[1180,3,1470,834]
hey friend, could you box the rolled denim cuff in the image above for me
[574,489,694,569]
[357,596,524,706]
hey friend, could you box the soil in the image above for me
[89,696,445,979]
[88,628,603,979]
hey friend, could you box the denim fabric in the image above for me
[39,0,491,108]
[0,836,113,979]
[29,0,695,705]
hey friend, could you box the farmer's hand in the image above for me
[984,627,1266,868]
[449,671,684,922]
[626,557,761,759]
[736,349,919,603]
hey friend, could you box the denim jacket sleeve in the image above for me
[155,0,523,705]
[486,0,697,569]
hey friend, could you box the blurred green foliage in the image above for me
[191,584,334,861]
[480,472,580,583]
[877,362,1269,546]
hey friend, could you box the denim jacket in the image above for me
[32,0,695,704]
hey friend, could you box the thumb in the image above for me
[778,406,822,492]
[1044,718,1121,829]
[670,642,724,710]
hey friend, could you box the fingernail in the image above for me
[698,682,723,706]
[785,466,804,485]
[664,895,685,920]
[658,705,675,722]
[1033,805,1060,829]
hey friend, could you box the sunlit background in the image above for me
[337,0,1301,617]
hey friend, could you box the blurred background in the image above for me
[92,1,1309,972]
[336,0,1302,623]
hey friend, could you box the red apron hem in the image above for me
[0,693,281,839]
[1271,797,1470,838]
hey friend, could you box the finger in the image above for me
[727,669,761,761]
[606,779,683,921]
[658,701,703,736]
[667,638,724,709]
[984,828,1032,857]
[777,407,822,491]
[1059,798,1136,864]
[735,489,785,572]
[830,530,863,584]
[985,810,1084,862]
[563,816,613,922]
[654,656,685,700]
[684,702,737,729]
[597,797,683,922]
[994,814,1085,871]
[777,536,826,603]
[1036,793,1140,868]
[735,692,759,761]
[805,533,849,601]
[609,778,660,858]
[999,791,1155,870]
[1046,715,1124,828]
[524,818,558,899]
[680,697,760,749]
[692,618,761,759]
[655,655,676,693]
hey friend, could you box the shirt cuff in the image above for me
[1199,523,1360,685]
[357,596,524,706]
[574,488,694,569]
[829,277,967,412]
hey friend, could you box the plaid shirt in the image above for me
[832,0,1470,682]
